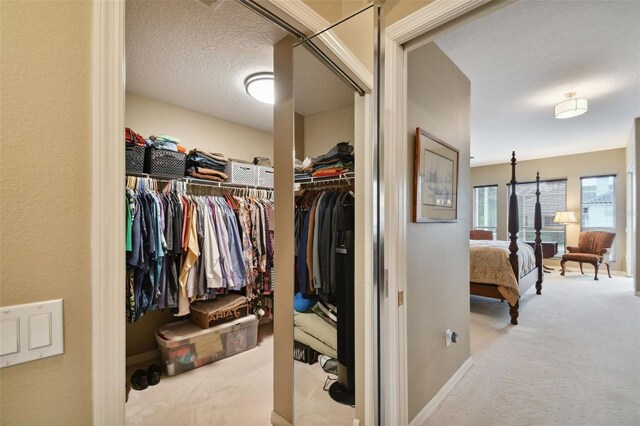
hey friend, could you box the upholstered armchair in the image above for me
[560,231,616,280]
[470,230,493,240]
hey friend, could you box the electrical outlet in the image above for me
[445,329,458,347]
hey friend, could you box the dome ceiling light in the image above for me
[245,72,274,105]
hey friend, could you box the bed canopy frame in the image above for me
[470,152,543,325]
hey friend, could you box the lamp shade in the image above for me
[555,93,588,119]
[553,211,578,225]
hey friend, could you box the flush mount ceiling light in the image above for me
[554,92,588,119]
[245,72,274,105]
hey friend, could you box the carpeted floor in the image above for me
[425,271,640,425]
[125,321,353,426]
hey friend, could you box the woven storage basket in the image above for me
[223,162,257,186]
[144,148,186,178]
[125,145,145,174]
[256,166,274,188]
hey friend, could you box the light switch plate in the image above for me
[0,300,64,368]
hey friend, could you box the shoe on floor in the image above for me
[147,363,163,386]
[130,369,149,391]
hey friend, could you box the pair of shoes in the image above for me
[130,364,163,391]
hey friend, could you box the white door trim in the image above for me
[383,0,485,423]
[91,0,126,424]
[90,1,375,424]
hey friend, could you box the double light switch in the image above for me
[0,299,64,368]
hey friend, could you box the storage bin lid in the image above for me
[157,315,257,342]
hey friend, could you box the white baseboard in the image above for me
[126,349,159,367]
[270,410,292,426]
[353,418,361,426]
[409,357,473,426]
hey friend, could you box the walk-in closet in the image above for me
[122,1,373,425]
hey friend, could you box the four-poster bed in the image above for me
[470,152,543,325]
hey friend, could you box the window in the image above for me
[581,175,616,260]
[509,179,567,254]
[473,185,497,239]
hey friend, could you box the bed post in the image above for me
[508,152,519,325]
[534,172,543,294]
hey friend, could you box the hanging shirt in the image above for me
[177,198,199,316]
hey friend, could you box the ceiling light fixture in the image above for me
[554,92,588,119]
[245,72,274,105]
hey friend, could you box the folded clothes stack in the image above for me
[186,149,229,182]
[254,157,272,167]
[147,135,187,153]
[125,128,146,146]
[294,142,354,181]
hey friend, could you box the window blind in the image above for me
[580,175,616,260]
[508,179,567,254]
[473,185,498,239]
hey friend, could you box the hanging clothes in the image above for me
[294,188,354,302]
[125,177,274,323]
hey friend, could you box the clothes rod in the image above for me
[126,172,274,191]
[235,0,366,96]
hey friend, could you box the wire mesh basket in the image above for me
[144,148,186,179]
[125,145,145,174]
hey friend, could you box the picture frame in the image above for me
[413,128,459,222]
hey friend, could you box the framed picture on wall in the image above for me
[413,128,459,222]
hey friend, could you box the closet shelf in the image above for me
[295,172,355,186]
[126,172,274,191]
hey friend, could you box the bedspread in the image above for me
[470,240,536,305]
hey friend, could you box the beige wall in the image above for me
[302,0,369,22]
[0,1,93,424]
[295,112,305,158]
[405,42,471,421]
[636,119,640,292]
[384,0,435,26]
[628,119,640,292]
[303,104,355,158]
[471,149,628,271]
[126,94,273,162]
[332,6,374,76]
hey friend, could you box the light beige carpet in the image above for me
[126,321,354,426]
[425,272,640,425]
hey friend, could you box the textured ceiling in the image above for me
[126,0,354,133]
[435,0,640,167]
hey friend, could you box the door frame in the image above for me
[383,0,490,424]
[91,1,374,425]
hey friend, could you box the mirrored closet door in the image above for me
[289,4,374,424]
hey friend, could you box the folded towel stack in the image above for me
[147,135,187,153]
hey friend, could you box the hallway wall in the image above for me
[405,42,471,422]
[0,1,93,424]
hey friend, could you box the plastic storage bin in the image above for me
[256,165,274,188]
[155,315,258,376]
[224,161,257,186]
